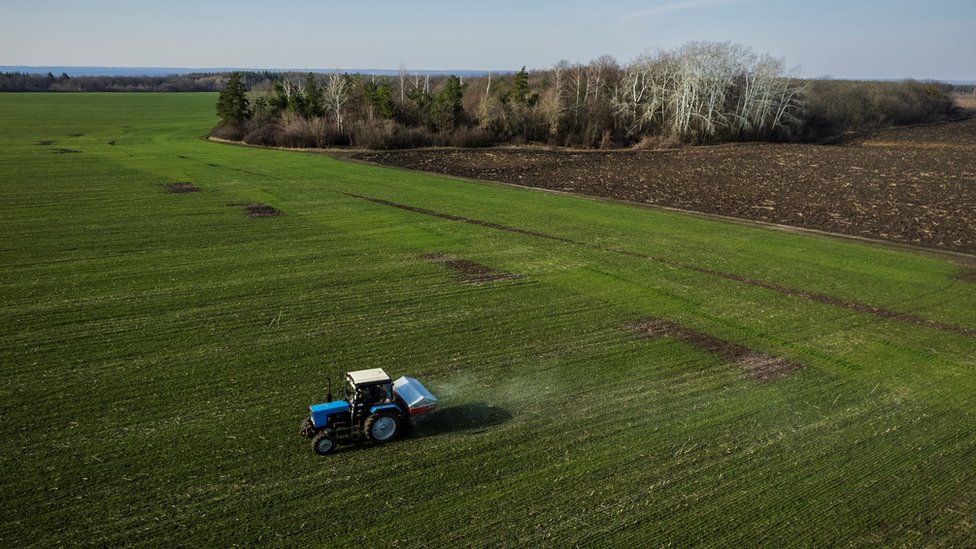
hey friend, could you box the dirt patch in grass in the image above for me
[53,148,81,154]
[36,140,56,146]
[108,140,116,146]
[736,352,806,383]
[420,253,519,285]
[243,203,283,217]
[68,133,84,137]
[629,317,804,382]
[629,318,747,359]
[164,182,200,194]
[355,119,976,254]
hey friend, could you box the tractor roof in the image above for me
[347,368,391,385]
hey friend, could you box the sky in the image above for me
[1,0,974,80]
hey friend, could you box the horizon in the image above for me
[2,65,975,86]
[1,1,975,81]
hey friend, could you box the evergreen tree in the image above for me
[431,75,466,131]
[407,87,433,127]
[216,72,252,127]
[508,66,530,105]
[269,81,289,114]
[364,81,395,120]
[301,73,324,118]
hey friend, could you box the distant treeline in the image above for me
[0,71,299,92]
[211,43,965,149]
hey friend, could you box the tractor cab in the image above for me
[345,368,394,412]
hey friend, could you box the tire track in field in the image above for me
[343,192,976,339]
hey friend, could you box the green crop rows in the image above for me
[1,93,975,546]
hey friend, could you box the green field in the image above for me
[2,93,975,546]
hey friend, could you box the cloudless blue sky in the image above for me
[1,0,974,80]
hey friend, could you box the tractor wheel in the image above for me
[299,417,316,438]
[364,412,401,443]
[311,429,337,455]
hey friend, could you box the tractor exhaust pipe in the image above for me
[326,376,334,402]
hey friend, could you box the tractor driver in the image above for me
[352,383,392,406]
[369,384,393,404]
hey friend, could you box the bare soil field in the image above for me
[355,119,976,254]
[954,94,976,111]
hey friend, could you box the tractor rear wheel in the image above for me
[364,412,401,443]
[311,429,337,455]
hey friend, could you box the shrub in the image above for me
[802,80,956,140]
[241,120,280,146]
[209,124,246,141]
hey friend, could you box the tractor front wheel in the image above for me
[364,412,401,443]
[299,417,315,438]
[311,429,337,455]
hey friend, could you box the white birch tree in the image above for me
[323,71,350,133]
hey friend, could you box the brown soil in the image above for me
[53,148,81,154]
[735,352,806,383]
[628,317,804,382]
[354,119,976,254]
[420,253,518,285]
[347,193,976,339]
[36,140,55,146]
[244,203,283,217]
[954,94,976,111]
[164,182,200,194]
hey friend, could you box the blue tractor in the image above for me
[299,368,438,455]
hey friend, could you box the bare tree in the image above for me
[540,60,571,138]
[398,64,408,105]
[613,42,805,143]
[323,71,351,132]
[587,55,618,101]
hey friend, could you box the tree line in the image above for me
[0,71,232,92]
[214,42,961,150]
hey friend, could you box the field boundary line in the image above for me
[343,192,976,340]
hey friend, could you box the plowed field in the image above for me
[356,119,976,254]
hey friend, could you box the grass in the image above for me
[1,92,975,546]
